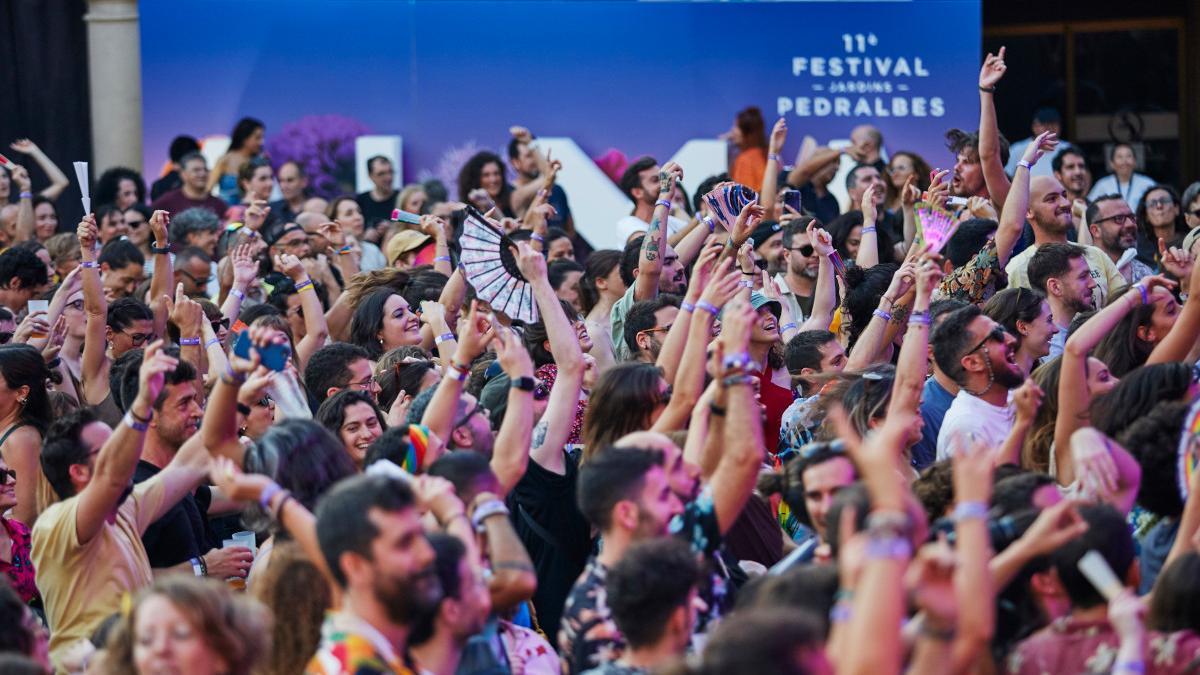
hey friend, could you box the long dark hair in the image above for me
[457,151,513,216]
[349,288,399,360]
[883,151,932,208]
[580,249,623,316]
[984,287,1045,352]
[228,117,265,153]
[581,363,665,462]
[1149,552,1200,632]
[1090,362,1192,438]
[1093,287,1157,377]
[316,390,387,443]
[734,107,767,151]
[242,419,356,534]
[1135,184,1187,246]
[0,344,59,433]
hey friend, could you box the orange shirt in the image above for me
[731,146,768,189]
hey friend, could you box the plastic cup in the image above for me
[222,538,248,590]
[26,300,48,338]
[232,531,257,555]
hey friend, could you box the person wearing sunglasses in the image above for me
[1087,195,1154,285]
[932,304,1027,461]
[1133,184,1188,266]
[172,246,214,299]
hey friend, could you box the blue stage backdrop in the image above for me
[140,0,980,198]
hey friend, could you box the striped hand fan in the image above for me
[914,201,960,254]
[703,182,759,230]
[1177,394,1200,501]
[459,205,539,323]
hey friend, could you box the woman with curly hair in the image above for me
[458,151,514,217]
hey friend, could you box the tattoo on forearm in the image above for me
[643,217,662,261]
[531,419,549,451]
[659,171,671,196]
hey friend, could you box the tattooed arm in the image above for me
[634,162,682,302]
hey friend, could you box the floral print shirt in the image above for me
[0,517,37,605]
[1007,616,1200,675]
[306,611,417,675]
[937,238,1005,306]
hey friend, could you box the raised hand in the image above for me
[1014,499,1088,558]
[9,165,30,193]
[905,540,959,628]
[717,296,756,353]
[952,434,995,504]
[915,257,945,298]
[901,174,921,208]
[413,475,464,524]
[809,222,835,257]
[730,199,764,245]
[492,324,534,380]
[149,209,170,245]
[168,283,204,337]
[1070,428,1120,501]
[12,311,48,345]
[231,244,259,287]
[884,261,919,303]
[925,169,951,208]
[452,304,497,363]
[1012,379,1044,424]
[229,325,287,375]
[686,239,723,302]
[967,196,998,220]
[318,221,346,249]
[244,200,270,232]
[273,253,306,282]
[1157,239,1194,280]
[467,188,494,211]
[700,257,743,309]
[418,214,447,242]
[514,241,548,283]
[1108,589,1147,642]
[768,118,788,155]
[509,126,533,144]
[979,46,1007,90]
[659,161,683,197]
[861,182,881,224]
[7,139,41,155]
[237,366,274,410]
[77,215,99,255]
[135,340,179,412]
[1021,130,1060,167]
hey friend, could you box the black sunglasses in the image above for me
[0,468,15,483]
[966,325,1007,355]
[789,244,815,257]
[211,317,231,331]
[452,401,487,431]
[0,332,11,345]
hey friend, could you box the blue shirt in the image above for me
[913,377,955,470]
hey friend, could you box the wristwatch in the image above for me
[510,376,536,392]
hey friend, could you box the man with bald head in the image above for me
[0,205,18,248]
[1004,174,1123,308]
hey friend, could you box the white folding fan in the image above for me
[458,205,539,323]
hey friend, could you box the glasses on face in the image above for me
[533,379,550,401]
[886,164,912,176]
[789,244,815,257]
[210,317,231,332]
[639,325,672,338]
[1146,198,1175,210]
[1092,212,1135,226]
[966,325,1007,355]
[179,269,212,287]
[0,332,11,345]
[453,401,487,431]
[349,374,376,392]
[1188,208,1200,218]
[125,218,146,229]
[122,331,157,346]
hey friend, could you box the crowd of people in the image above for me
[1,44,1200,675]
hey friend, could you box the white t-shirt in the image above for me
[936,390,1015,461]
[615,214,688,245]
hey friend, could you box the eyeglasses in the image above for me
[210,317,231,332]
[533,379,550,401]
[452,401,487,431]
[122,331,157,346]
[125,219,146,229]
[349,374,376,392]
[1189,208,1200,218]
[639,325,672,337]
[179,269,212,287]
[1146,198,1175,210]
[1092,212,1136,226]
[788,245,815,257]
[966,325,1007,355]
[0,332,11,345]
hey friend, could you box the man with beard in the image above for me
[945,128,1010,200]
[1087,195,1152,284]
[409,534,494,675]
[610,163,688,362]
[311,474,445,674]
[1028,244,1097,360]
[845,164,901,243]
[750,220,784,277]
[932,305,1027,460]
[1004,175,1123,308]
[560,448,684,675]
[1053,147,1092,204]
[622,296,681,363]
[615,158,688,242]
[149,152,227,220]
[774,219,819,321]
[118,345,252,579]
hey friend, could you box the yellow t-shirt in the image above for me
[1004,242,1126,308]
[32,479,167,672]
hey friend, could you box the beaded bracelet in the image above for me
[679,301,696,313]
[696,300,719,316]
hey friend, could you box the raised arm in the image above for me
[786,146,840,189]
[977,48,1012,208]
[948,440,996,671]
[9,165,34,243]
[77,215,111,406]
[855,183,882,269]
[998,132,1059,268]
[420,305,495,447]
[708,296,764,534]
[419,215,452,277]
[168,284,208,385]
[1054,277,1171,484]
[656,243,719,383]
[488,328,536,494]
[469,489,537,611]
[274,253,329,371]
[845,262,917,371]
[201,328,286,466]
[320,220,362,287]
[74,341,176,544]
[760,119,787,222]
[515,242,583,476]
[634,162,682,301]
[1147,257,1200,365]
[147,210,173,340]
[9,139,70,200]
[799,224,839,331]
[221,243,259,326]
[888,260,941,419]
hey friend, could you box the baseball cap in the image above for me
[385,230,433,266]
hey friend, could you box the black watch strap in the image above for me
[510,376,536,392]
[150,243,171,254]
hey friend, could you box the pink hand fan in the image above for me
[914,201,960,254]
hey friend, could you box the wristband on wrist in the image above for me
[271,493,293,521]
[1017,159,1032,171]
[979,84,995,93]
[768,153,783,164]
[337,244,354,255]
[703,216,715,233]
[780,321,798,333]
[258,481,283,509]
[434,332,456,346]
[829,601,853,624]
[908,311,931,326]
[1114,662,1146,674]
[1134,283,1149,305]
[205,336,222,349]
[655,198,672,210]
[179,337,201,347]
[695,300,720,316]
[952,501,989,522]
[873,308,893,322]
[445,361,469,382]
[433,255,452,263]
[866,510,912,539]
[229,288,246,301]
[861,226,877,234]
[722,374,757,388]
[79,261,98,269]
[123,411,150,432]
[865,536,912,560]
[529,232,545,243]
[149,243,171,255]
[18,191,32,200]
[471,499,510,530]
[293,279,314,293]
[679,301,696,313]
[738,279,754,289]
[221,366,246,386]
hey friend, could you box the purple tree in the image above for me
[265,114,371,199]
